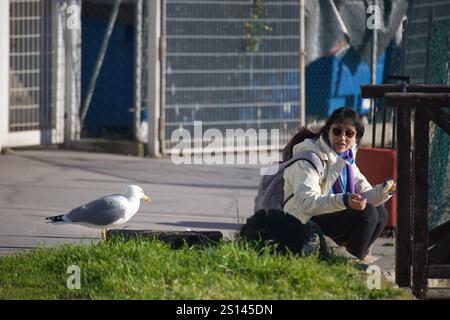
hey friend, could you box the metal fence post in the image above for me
[63,0,82,144]
[299,0,305,128]
[146,0,161,157]
[133,0,143,141]
[371,0,378,147]
[0,0,9,152]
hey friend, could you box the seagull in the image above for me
[45,185,151,240]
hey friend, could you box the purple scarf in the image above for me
[321,133,356,194]
[332,149,355,194]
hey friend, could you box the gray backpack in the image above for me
[254,150,324,212]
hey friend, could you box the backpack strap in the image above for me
[281,151,324,209]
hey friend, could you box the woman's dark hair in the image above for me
[282,107,365,161]
[282,127,319,161]
[320,107,365,143]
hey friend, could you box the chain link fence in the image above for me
[4,0,413,151]
[75,0,407,151]
[162,0,407,151]
[80,0,139,140]
[402,0,450,229]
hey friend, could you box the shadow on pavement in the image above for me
[157,221,241,231]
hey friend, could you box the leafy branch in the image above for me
[244,0,272,53]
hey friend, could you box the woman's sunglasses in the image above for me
[331,127,357,138]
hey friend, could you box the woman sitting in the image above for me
[283,107,396,260]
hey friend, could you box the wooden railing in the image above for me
[361,84,450,299]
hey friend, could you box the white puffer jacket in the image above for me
[283,135,392,223]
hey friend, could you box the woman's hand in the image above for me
[348,193,367,211]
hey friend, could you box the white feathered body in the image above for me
[45,185,148,229]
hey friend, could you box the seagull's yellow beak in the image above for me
[142,194,151,202]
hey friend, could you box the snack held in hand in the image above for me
[383,179,396,194]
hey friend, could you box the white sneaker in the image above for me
[363,254,380,264]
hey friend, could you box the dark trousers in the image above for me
[311,203,388,259]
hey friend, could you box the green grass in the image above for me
[0,239,407,299]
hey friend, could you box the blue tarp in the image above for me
[306,48,386,117]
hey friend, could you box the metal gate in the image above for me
[4,0,62,147]
[163,0,301,152]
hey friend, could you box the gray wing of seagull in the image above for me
[65,194,127,226]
